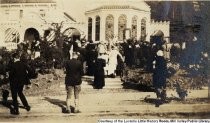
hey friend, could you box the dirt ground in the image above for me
[1,113,210,123]
[0,71,210,122]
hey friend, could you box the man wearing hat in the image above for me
[9,53,31,115]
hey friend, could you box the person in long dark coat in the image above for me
[124,39,134,67]
[133,40,141,67]
[86,41,97,75]
[153,50,167,101]
[9,53,31,115]
[93,55,106,89]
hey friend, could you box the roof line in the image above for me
[63,12,76,22]
[85,5,150,14]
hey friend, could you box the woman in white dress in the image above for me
[107,46,123,77]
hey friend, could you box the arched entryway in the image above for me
[118,14,127,41]
[131,16,138,39]
[105,14,114,41]
[141,18,147,41]
[151,30,164,45]
[24,28,40,42]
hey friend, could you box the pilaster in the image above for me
[100,14,105,42]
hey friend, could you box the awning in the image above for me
[71,29,81,36]
[63,28,81,37]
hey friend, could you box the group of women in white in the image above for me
[97,41,124,76]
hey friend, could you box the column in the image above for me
[137,16,141,40]
[126,14,132,40]
[126,14,132,29]
[86,16,90,41]
[146,14,151,42]
[0,30,5,47]
[100,14,105,42]
[19,26,25,42]
[114,14,118,40]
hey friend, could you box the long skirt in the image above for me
[93,70,105,89]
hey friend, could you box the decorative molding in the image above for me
[85,5,150,14]
[151,20,170,25]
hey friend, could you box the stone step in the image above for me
[60,77,123,89]
[60,83,123,89]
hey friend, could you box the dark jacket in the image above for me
[65,58,83,86]
[9,60,30,85]
[153,56,167,88]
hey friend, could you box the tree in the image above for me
[51,21,65,50]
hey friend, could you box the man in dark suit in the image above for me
[64,52,84,113]
[9,53,31,115]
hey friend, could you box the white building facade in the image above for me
[0,0,83,50]
[0,0,170,50]
[85,0,170,43]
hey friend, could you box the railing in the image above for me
[5,43,17,50]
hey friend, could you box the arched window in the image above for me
[5,28,20,43]
[118,15,127,41]
[141,18,146,41]
[105,14,114,41]
[88,17,92,41]
[131,16,138,39]
[95,16,100,41]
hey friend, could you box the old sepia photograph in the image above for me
[0,0,210,122]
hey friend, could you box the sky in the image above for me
[55,0,148,22]
[55,0,96,22]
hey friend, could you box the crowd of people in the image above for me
[0,36,165,114]
[0,32,209,114]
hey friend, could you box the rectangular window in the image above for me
[40,9,45,17]
[20,10,23,19]
[5,10,9,20]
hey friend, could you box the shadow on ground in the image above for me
[122,82,154,92]
[144,97,210,107]
[43,97,75,113]
[0,100,19,114]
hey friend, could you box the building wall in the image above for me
[85,8,151,42]
[150,20,170,42]
[0,3,56,50]
[0,2,81,50]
